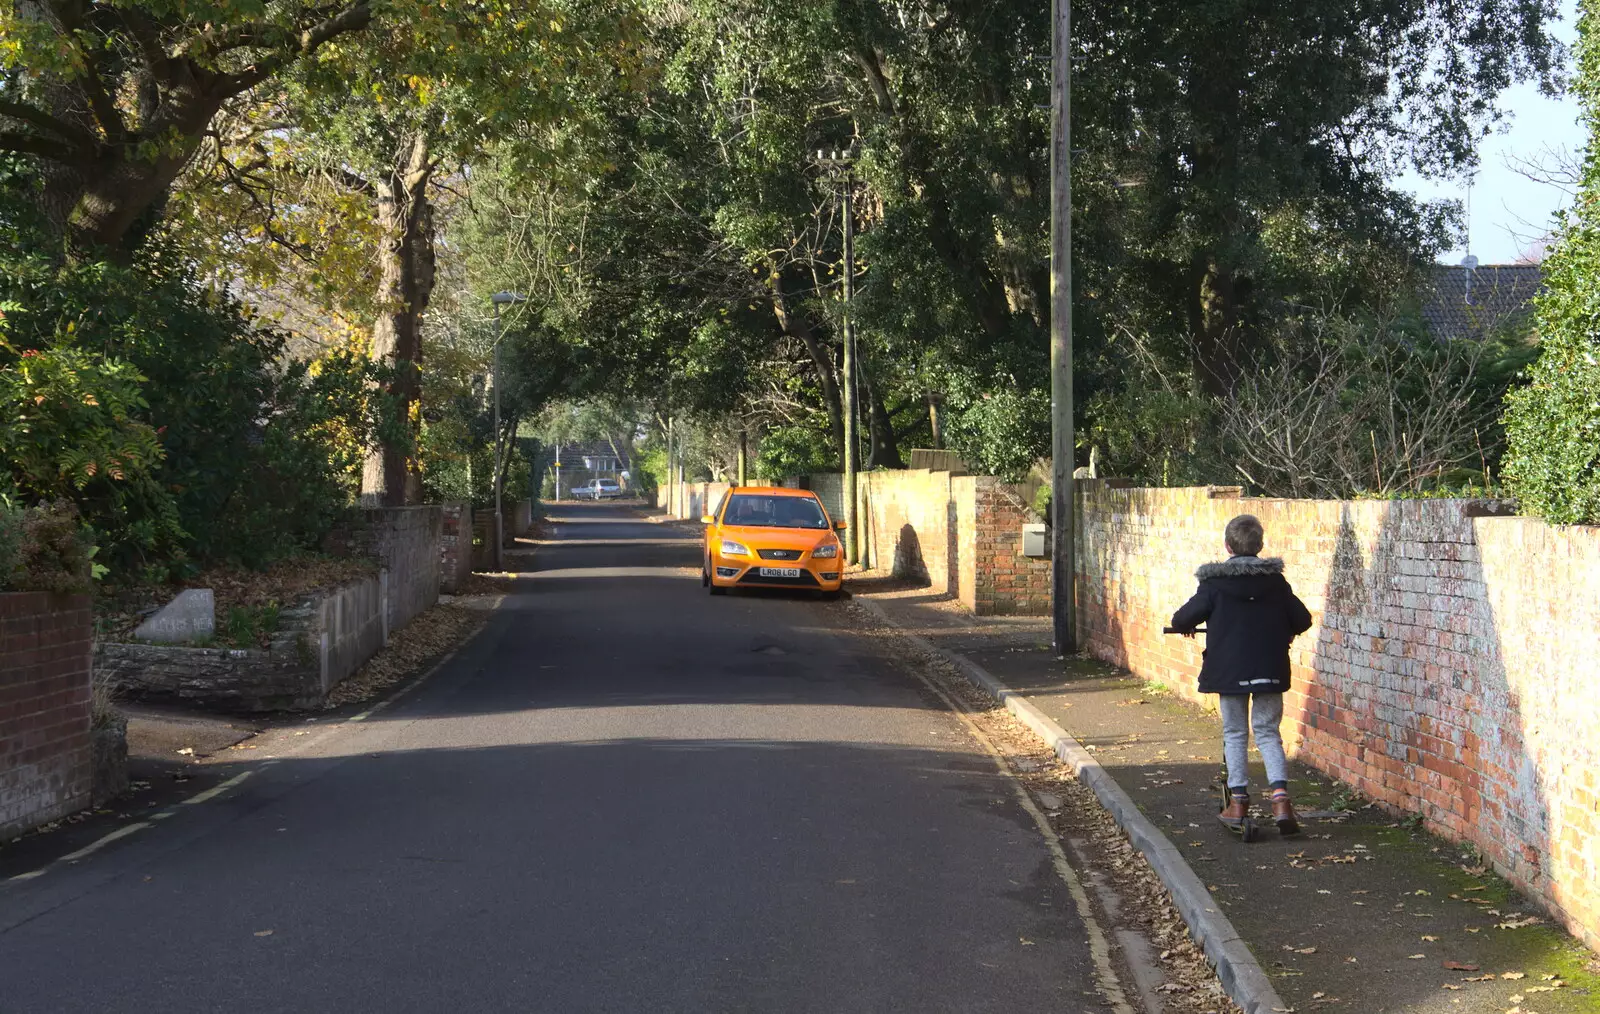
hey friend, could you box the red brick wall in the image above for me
[1076,485,1600,950]
[969,478,1051,616]
[1,592,93,841]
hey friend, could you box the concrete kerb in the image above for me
[854,597,1288,1014]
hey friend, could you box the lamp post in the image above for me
[815,148,859,564]
[490,291,526,571]
[1049,0,1076,654]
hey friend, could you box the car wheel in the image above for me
[709,579,727,596]
[701,560,710,587]
[820,588,842,602]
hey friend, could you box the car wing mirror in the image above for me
[834,519,848,530]
[700,515,716,525]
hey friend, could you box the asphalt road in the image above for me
[0,503,1110,1012]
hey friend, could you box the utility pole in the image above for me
[737,428,748,488]
[490,291,526,571]
[1049,0,1076,654]
[817,148,859,563]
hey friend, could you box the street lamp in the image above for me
[814,147,859,565]
[490,291,526,571]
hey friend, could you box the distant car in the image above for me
[571,478,623,500]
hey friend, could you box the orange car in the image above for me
[701,487,847,598]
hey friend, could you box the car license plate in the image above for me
[759,567,802,578]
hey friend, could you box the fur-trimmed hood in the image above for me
[1195,555,1285,581]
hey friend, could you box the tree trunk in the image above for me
[1187,253,1251,398]
[769,271,845,466]
[863,367,904,469]
[361,132,436,507]
[927,393,944,450]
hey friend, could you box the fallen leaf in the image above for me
[1466,927,1482,933]
[1508,995,1524,1004]
[1442,961,1481,971]
[1441,983,1462,990]
[1501,972,1526,980]
[1422,935,1439,942]
[1296,947,1318,955]
[1464,974,1495,982]
[254,929,273,937]
[177,747,195,756]
[1312,992,1326,1000]
[1019,937,1035,946]
[1408,954,1427,959]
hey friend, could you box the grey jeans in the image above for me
[1218,693,1288,791]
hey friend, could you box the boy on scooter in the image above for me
[1170,514,1313,835]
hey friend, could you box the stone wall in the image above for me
[439,502,472,593]
[1075,484,1600,949]
[512,499,534,538]
[98,573,387,712]
[324,506,440,631]
[0,593,93,842]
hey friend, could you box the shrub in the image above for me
[1500,5,1600,525]
[0,500,97,593]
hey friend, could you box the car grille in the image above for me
[739,569,820,587]
[756,548,803,561]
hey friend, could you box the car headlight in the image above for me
[811,543,839,559]
[720,539,750,557]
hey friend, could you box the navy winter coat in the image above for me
[1169,555,1313,695]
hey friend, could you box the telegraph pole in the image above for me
[815,148,859,563]
[1049,0,1076,654]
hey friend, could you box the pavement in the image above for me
[856,582,1600,1014]
[0,502,1139,1012]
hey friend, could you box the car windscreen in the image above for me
[723,494,830,530]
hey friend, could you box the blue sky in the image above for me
[1395,0,1587,264]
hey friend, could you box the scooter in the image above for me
[1162,625,1260,842]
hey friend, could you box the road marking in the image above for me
[181,769,255,806]
[905,665,1137,1014]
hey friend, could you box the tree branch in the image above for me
[0,130,82,163]
[214,1,375,96]
[0,98,99,151]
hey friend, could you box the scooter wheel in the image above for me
[1240,817,1258,842]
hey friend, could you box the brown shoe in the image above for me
[1217,792,1249,829]
[1272,793,1301,835]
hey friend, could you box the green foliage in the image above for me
[1501,1,1600,525]
[0,167,374,576]
[0,329,164,501]
[220,603,282,650]
[0,500,96,593]
[756,426,834,481]
[944,388,1053,483]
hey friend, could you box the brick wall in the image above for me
[1075,485,1600,949]
[440,503,472,593]
[1,592,93,841]
[857,470,957,592]
[969,477,1051,615]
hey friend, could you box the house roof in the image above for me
[1420,263,1542,341]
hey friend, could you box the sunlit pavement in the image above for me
[0,502,1104,1012]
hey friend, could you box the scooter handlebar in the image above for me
[1162,626,1206,635]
